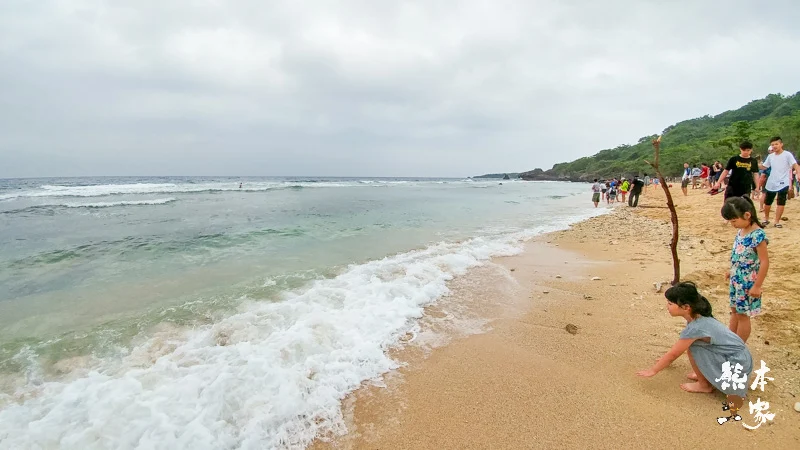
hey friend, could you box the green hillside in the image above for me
[542,92,800,180]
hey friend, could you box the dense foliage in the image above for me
[546,92,800,179]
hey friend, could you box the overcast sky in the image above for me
[1,0,799,178]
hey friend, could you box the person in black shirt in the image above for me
[628,175,645,207]
[714,141,760,199]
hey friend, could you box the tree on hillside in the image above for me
[732,121,751,142]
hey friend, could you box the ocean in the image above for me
[0,176,607,449]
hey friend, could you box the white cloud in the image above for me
[1,0,799,177]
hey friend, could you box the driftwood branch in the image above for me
[645,136,680,285]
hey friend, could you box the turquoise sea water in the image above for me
[0,176,606,449]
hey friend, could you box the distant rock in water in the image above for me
[519,168,586,182]
[473,172,519,179]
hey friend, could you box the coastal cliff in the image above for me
[518,168,586,182]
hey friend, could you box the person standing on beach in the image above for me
[720,197,768,343]
[591,179,602,207]
[620,178,630,203]
[708,163,718,189]
[607,183,617,204]
[756,147,773,211]
[699,163,710,189]
[691,165,701,189]
[714,141,759,200]
[628,175,644,207]
[712,161,724,185]
[794,167,800,198]
[760,136,800,228]
[681,163,691,196]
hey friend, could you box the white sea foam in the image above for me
[0,180,492,200]
[0,232,529,449]
[0,208,608,450]
[62,198,177,208]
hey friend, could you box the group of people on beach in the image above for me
[678,161,725,191]
[680,137,800,228]
[634,136,800,421]
[590,175,647,208]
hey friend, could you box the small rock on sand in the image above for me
[555,275,562,279]
[591,276,601,281]
[794,402,800,412]
[583,295,593,300]
[543,290,550,294]
[654,282,664,293]
[565,324,579,335]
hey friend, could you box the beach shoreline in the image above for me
[314,186,800,449]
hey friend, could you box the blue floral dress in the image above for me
[729,228,767,316]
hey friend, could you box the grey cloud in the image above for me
[2,0,799,178]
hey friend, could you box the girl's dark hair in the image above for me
[721,196,764,228]
[665,282,713,317]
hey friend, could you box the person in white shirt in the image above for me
[760,136,800,228]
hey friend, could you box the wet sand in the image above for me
[315,185,800,449]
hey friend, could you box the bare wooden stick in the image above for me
[645,136,680,285]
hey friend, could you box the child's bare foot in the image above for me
[686,372,698,381]
[680,382,714,393]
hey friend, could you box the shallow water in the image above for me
[0,176,607,449]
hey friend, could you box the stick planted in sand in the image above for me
[645,136,680,285]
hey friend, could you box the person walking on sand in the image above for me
[714,141,759,200]
[756,147,773,212]
[760,136,800,228]
[628,175,644,207]
[794,167,800,199]
[681,163,691,196]
[637,282,752,415]
[620,178,630,203]
[690,164,701,189]
[720,196,769,343]
[708,162,718,189]
[591,179,602,207]
[607,183,617,204]
[712,161,724,185]
[699,163,710,189]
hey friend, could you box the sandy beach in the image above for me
[315,185,800,449]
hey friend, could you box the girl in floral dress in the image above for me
[720,197,769,343]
